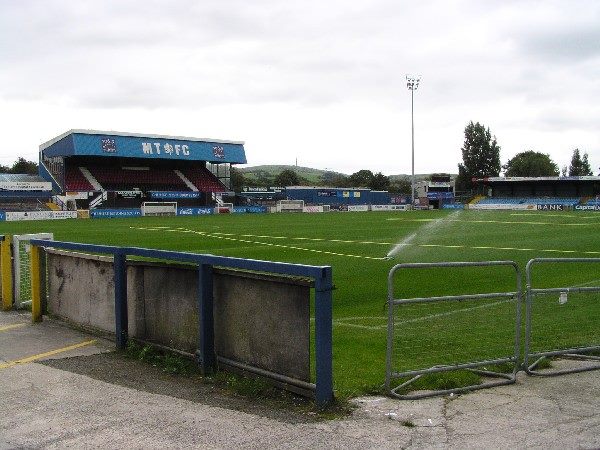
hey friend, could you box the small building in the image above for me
[415,175,455,208]
[284,186,391,206]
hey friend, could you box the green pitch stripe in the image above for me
[131,226,600,256]
[387,218,596,226]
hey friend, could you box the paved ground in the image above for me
[1,310,599,449]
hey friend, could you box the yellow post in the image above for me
[1,237,12,311]
[30,245,42,322]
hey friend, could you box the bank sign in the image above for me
[536,204,564,211]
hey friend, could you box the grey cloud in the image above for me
[519,27,600,63]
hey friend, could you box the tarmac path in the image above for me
[1,311,599,449]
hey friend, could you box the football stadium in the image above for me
[1,130,600,405]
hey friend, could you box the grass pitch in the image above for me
[3,209,600,396]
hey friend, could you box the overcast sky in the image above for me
[1,0,599,175]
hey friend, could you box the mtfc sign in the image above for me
[141,142,191,157]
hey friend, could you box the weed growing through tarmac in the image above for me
[124,341,352,417]
[125,341,199,376]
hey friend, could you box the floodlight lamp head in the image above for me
[406,75,421,90]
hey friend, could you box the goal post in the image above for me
[277,199,304,213]
[13,233,53,309]
[141,202,177,216]
[214,203,233,214]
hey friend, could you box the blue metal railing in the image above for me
[30,239,334,406]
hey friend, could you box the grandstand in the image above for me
[470,176,600,210]
[476,197,580,206]
[38,130,246,213]
[0,173,53,213]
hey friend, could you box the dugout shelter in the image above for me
[39,130,246,210]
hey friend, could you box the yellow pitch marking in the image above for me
[0,323,27,332]
[0,339,97,370]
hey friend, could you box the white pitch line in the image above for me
[131,227,600,256]
[333,276,600,331]
[210,232,386,246]
[509,213,600,219]
[131,226,388,261]
[386,218,594,226]
[333,298,515,331]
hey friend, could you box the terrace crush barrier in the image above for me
[386,261,523,399]
[524,258,600,376]
[27,239,334,407]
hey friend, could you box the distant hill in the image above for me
[237,165,454,186]
[237,165,342,185]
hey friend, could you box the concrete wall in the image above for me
[46,250,141,336]
[213,269,310,382]
[45,249,311,383]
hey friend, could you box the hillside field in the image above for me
[3,209,599,397]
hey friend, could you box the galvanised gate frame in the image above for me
[524,257,600,376]
[28,239,334,407]
[386,261,523,399]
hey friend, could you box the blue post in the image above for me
[113,250,128,349]
[314,266,334,407]
[196,263,215,374]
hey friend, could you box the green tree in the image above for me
[568,148,593,176]
[0,163,10,173]
[389,178,411,194]
[502,151,559,177]
[274,169,300,187]
[330,173,350,187]
[11,157,38,175]
[369,172,390,190]
[429,173,453,182]
[455,122,501,191]
[253,170,274,187]
[348,169,374,187]
[229,167,246,192]
[320,171,341,186]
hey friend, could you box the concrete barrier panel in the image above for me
[45,250,312,384]
[47,250,140,336]
[139,264,198,353]
[213,269,310,382]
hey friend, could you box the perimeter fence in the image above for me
[386,258,600,398]
[524,258,600,376]
[4,237,334,407]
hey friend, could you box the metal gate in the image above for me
[386,261,523,399]
[524,258,600,376]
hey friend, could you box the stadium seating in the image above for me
[0,199,51,211]
[179,167,227,192]
[477,197,580,206]
[87,166,189,191]
[63,164,227,194]
[65,167,95,191]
